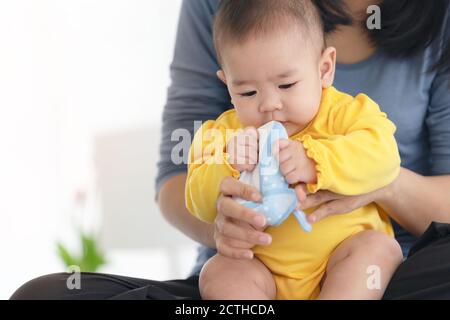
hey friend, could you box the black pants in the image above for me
[10,222,450,300]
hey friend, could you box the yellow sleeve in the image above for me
[185,120,240,224]
[298,93,401,195]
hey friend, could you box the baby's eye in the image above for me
[279,82,297,90]
[240,91,257,97]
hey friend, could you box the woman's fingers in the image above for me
[219,176,261,201]
[307,202,335,223]
[217,195,266,228]
[215,240,254,259]
[296,190,343,223]
[215,217,272,246]
[300,190,339,210]
[215,179,272,259]
[307,193,373,223]
[308,199,353,223]
[295,183,308,203]
[220,234,255,250]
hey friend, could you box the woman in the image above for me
[11,0,450,299]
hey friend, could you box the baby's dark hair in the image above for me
[213,0,325,66]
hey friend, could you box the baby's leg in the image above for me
[318,230,403,300]
[199,254,276,300]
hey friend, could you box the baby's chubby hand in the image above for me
[273,139,317,185]
[226,127,259,172]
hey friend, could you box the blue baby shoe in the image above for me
[235,121,312,233]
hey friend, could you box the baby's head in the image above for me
[213,0,336,136]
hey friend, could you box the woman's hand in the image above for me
[294,183,387,224]
[215,176,272,259]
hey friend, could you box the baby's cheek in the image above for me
[234,106,263,128]
[288,105,312,124]
[291,98,320,124]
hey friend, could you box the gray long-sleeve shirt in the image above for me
[156,0,450,276]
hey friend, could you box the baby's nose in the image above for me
[259,96,282,112]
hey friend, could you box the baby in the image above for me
[185,0,403,299]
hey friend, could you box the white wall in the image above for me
[0,0,200,299]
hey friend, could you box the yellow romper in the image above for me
[185,86,401,299]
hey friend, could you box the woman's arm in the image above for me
[155,0,227,247]
[384,25,450,235]
[156,1,269,255]
[296,169,450,236]
[158,173,216,248]
[377,168,450,236]
[299,18,450,235]
[155,0,229,197]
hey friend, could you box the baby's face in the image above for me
[218,27,335,136]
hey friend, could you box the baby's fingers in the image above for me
[279,158,296,176]
[238,131,258,151]
[244,127,259,140]
[235,154,257,167]
[245,145,258,164]
[272,139,290,158]
[277,148,293,163]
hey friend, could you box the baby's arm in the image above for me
[185,120,240,223]
[297,94,401,196]
[185,120,258,223]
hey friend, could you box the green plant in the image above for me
[56,189,107,272]
[57,232,107,272]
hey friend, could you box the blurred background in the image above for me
[0,0,200,299]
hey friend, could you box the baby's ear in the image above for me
[319,47,336,88]
[216,70,227,85]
